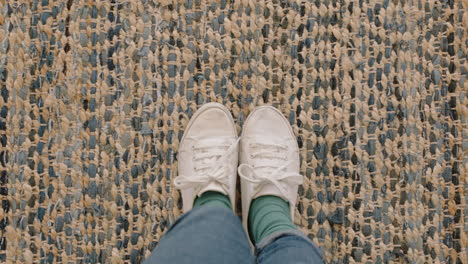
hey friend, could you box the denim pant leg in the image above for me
[143,205,254,264]
[255,230,324,264]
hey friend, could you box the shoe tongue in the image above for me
[253,183,289,202]
[197,182,228,197]
[193,136,237,198]
[253,159,282,169]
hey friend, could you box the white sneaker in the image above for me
[174,103,239,213]
[238,106,303,236]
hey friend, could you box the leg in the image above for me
[238,106,324,263]
[143,205,254,264]
[255,230,323,264]
[145,103,250,263]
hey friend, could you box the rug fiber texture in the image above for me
[0,0,466,263]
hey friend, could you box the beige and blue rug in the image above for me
[0,0,466,263]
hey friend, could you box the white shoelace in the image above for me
[238,141,303,199]
[174,137,240,194]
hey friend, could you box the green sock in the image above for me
[193,191,231,209]
[248,195,297,244]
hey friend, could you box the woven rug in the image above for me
[0,0,466,263]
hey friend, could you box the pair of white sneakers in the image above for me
[173,103,303,236]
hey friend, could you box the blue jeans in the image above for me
[143,205,323,264]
